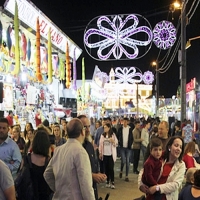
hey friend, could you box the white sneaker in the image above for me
[111,184,115,189]
[105,183,110,188]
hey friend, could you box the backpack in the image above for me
[15,154,49,200]
[15,153,34,200]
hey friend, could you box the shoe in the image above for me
[134,170,139,174]
[119,172,122,178]
[105,182,110,188]
[111,183,115,189]
[125,177,129,182]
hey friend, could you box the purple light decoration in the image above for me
[143,71,154,84]
[72,47,77,90]
[153,20,176,50]
[84,14,153,60]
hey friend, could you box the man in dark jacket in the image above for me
[118,118,133,181]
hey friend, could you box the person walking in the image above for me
[118,117,133,181]
[44,118,95,200]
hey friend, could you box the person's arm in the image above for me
[92,173,107,184]
[138,168,149,193]
[143,162,158,186]
[99,135,103,160]
[182,129,185,138]
[3,186,16,200]
[133,131,143,143]
[149,161,186,195]
[43,158,55,192]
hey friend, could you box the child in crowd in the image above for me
[142,138,163,200]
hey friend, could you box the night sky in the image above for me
[5,0,200,97]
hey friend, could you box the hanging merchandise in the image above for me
[36,17,42,82]
[13,1,20,75]
[47,28,52,84]
[65,42,71,88]
[82,57,85,102]
[72,47,77,90]
[59,59,65,80]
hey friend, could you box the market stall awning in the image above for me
[3,0,82,60]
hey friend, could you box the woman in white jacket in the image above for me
[138,136,186,200]
[99,123,118,189]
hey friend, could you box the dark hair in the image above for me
[0,118,9,125]
[43,119,50,127]
[77,115,87,120]
[8,110,13,115]
[123,117,129,121]
[67,119,84,138]
[134,120,140,125]
[24,123,34,140]
[150,138,162,151]
[194,169,200,187]
[184,141,196,155]
[106,117,112,122]
[32,128,51,157]
[102,123,113,138]
[163,136,184,162]
[175,120,181,129]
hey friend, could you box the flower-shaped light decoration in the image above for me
[143,71,154,85]
[153,20,176,50]
[115,67,143,84]
[84,14,153,61]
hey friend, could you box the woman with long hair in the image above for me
[24,128,35,155]
[99,123,118,189]
[52,124,66,147]
[24,122,34,142]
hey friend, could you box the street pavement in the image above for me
[98,157,144,200]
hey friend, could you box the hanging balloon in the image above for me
[47,28,52,84]
[65,42,71,88]
[36,17,42,82]
[72,47,77,90]
[82,57,85,102]
[59,59,65,80]
[13,1,20,75]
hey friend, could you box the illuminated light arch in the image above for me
[153,20,176,50]
[114,67,154,84]
[84,14,153,61]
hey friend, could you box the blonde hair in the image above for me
[185,167,197,183]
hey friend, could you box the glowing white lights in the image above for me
[84,14,153,61]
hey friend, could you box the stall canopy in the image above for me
[3,0,82,60]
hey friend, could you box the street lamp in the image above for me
[152,61,159,117]
[186,36,200,49]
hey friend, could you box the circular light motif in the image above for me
[153,21,176,50]
[143,71,154,85]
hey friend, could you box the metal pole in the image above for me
[136,83,139,117]
[156,64,159,117]
[181,0,187,122]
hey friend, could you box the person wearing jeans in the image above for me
[118,118,133,181]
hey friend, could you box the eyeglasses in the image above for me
[84,125,90,129]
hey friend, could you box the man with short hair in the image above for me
[0,159,16,200]
[77,115,107,200]
[44,118,95,200]
[0,118,22,178]
[118,117,133,181]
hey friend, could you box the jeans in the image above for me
[120,147,131,176]
[141,145,147,161]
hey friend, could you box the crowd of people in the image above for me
[1,113,200,199]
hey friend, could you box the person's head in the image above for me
[143,120,151,129]
[0,118,9,142]
[158,121,169,138]
[53,124,61,137]
[27,129,35,142]
[150,138,163,159]
[95,120,101,129]
[193,169,200,187]
[12,125,21,138]
[103,123,113,137]
[174,120,181,131]
[123,118,129,127]
[164,136,184,162]
[25,123,33,132]
[102,117,107,127]
[185,167,197,184]
[90,117,94,124]
[62,121,68,131]
[134,120,140,129]
[106,117,112,125]
[60,118,66,126]
[32,128,51,157]
[43,119,50,127]
[184,141,196,155]
[67,118,85,143]
[187,120,191,125]
[77,115,90,138]
[8,110,13,117]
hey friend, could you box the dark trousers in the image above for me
[103,155,114,183]
[133,149,140,172]
[96,149,104,173]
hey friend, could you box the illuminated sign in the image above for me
[114,67,154,84]
[153,21,176,50]
[84,14,153,61]
[4,0,82,59]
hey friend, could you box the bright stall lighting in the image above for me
[21,72,27,82]
[6,74,12,83]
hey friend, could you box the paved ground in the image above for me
[98,158,144,200]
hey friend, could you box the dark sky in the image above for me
[12,0,200,97]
